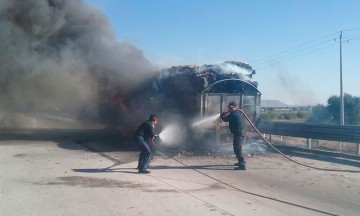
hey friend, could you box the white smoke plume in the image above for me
[0,0,154,127]
[277,70,318,105]
[217,63,253,78]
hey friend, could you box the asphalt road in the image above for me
[1,140,359,216]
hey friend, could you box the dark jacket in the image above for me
[220,110,244,135]
[135,120,155,140]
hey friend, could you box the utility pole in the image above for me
[340,31,344,126]
[339,31,344,150]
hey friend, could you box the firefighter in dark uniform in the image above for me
[220,102,246,170]
[135,114,158,174]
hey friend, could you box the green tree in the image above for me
[307,104,331,123]
[283,113,291,120]
[327,94,360,125]
[309,94,360,125]
[350,102,360,125]
[296,112,305,118]
[327,95,340,124]
[260,111,276,120]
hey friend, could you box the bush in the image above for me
[297,112,304,118]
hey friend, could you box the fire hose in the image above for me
[237,109,360,173]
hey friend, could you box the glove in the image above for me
[221,111,230,117]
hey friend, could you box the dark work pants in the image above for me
[136,136,152,170]
[233,134,245,165]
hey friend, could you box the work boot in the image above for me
[234,162,246,166]
[234,165,246,170]
[138,169,151,174]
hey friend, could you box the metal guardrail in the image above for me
[258,121,360,143]
[257,121,360,155]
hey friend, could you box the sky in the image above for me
[84,0,360,105]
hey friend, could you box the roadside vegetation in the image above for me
[260,107,311,123]
[260,94,360,125]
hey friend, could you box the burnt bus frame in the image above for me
[198,78,261,122]
[197,79,261,146]
[198,93,260,121]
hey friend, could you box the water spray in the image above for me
[157,124,187,146]
[157,114,220,146]
[191,114,219,127]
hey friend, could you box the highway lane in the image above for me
[0,140,359,216]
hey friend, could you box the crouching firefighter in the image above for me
[135,114,158,174]
[220,102,246,170]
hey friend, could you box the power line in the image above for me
[252,29,360,69]
[342,34,360,39]
[254,42,337,69]
[252,31,339,64]
[344,37,360,42]
[253,38,337,68]
[342,27,360,32]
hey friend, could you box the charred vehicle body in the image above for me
[118,61,261,148]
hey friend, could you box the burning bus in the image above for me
[118,61,261,148]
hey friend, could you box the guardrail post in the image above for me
[337,142,343,150]
[357,143,360,155]
[307,138,312,149]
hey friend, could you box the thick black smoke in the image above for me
[0,0,154,127]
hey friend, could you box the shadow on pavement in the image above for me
[0,128,138,151]
[272,145,360,168]
[151,164,233,171]
[72,168,139,174]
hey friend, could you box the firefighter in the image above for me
[220,102,246,170]
[135,114,158,174]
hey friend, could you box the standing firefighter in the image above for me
[220,102,246,170]
[135,114,158,174]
